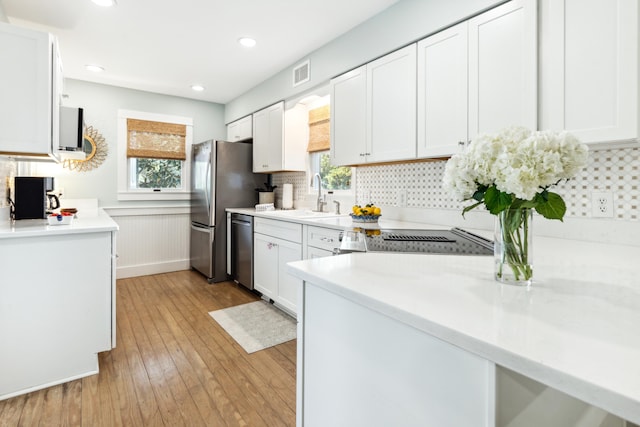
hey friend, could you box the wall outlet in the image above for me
[591,191,614,218]
[397,189,407,207]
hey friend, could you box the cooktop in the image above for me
[339,227,493,255]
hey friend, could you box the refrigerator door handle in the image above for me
[191,224,212,233]
[205,157,212,219]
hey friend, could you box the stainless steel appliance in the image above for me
[190,140,266,283]
[230,213,255,289]
[12,176,59,220]
[338,227,493,255]
[58,106,85,152]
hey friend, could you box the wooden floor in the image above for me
[0,270,297,427]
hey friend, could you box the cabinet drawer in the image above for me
[255,217,302,243]
[307,226,342,251]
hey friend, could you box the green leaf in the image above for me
[535,191,566,220]
[462,200,484,218]
[472,189,485,202]
[484,186,513,215]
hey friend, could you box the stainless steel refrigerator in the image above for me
[190,140,266,283]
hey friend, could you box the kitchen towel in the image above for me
[209,301,296,353]
[282,183,293,209]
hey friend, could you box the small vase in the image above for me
[494,208,533,286]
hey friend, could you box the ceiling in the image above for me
[1,0,399,104]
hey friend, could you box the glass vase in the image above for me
[494,208,533,286]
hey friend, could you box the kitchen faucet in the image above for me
[313,173,326,212]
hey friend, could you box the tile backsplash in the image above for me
[275,146,639,222]
[0,158,16,208]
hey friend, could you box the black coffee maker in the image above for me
[12,177,60,220]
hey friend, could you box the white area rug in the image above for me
[209,301,296,354]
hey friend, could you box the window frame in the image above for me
[307,150,355,196]
[117,110,193,201]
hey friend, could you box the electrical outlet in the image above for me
[397,189,407,207]
[591,191,614,218]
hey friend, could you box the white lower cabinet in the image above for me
[254,217,302,315]
[305,225,342,259]
[298,282,494,426]
[0,229,116,400]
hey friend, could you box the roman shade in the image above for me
[126,118,186,160]
[306,105,330,152]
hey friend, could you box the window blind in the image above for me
[306,105,330,152]
[126,118,186,160]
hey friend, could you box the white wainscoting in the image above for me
[104,206,190,279]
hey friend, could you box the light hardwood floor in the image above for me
[0,270,296,426]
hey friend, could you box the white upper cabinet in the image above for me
[330,66,367,166]
[252,101,306,173]
[539,0,638,146]
[417,23,469,158]
[0,22,62,158]
[331,45,417,166]
[226,115,252,142]
[367,44,417,163]
[467,0,538,140]
[418,0,537,158]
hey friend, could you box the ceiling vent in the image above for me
[293,60,310,87]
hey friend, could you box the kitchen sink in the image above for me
[260,209,346,219]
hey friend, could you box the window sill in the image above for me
[117,192,191,201]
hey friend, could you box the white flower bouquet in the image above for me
[442,126,589,284]
[442,126,588,219]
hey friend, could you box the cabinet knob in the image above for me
[458,141,466,147]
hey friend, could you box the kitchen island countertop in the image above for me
[288,235,640,424]
[0,208,118,239]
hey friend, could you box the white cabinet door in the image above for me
[417,22,469,158]
[276,239,302,314]
[226,115,252,142]
[253,233,279,299]
[254,230,302,314]
[367,44,417,163]
[468,0,537,140]
[0,23,57,156]
[300,282,494,426]
[252,102,284,172]
[539,0,637,146]
[252,102,306,172]
[330,65,367,166]
[307,246,334,259]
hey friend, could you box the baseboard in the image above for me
[116,260,190,279]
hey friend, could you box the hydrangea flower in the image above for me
[442,126,589,220]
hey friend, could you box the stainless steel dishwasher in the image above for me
[230,213,254,290]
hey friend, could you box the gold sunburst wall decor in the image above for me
[63,125,108,172]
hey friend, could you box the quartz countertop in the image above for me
[226,207,449,231]
[0,209,118,239]
[287,236,640,424]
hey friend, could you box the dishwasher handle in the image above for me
[231,219,251,226]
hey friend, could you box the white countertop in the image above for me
[226,207,448,231]
[0,209,118,239]
[287,236,640,424]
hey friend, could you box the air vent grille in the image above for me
[293,60,310,87]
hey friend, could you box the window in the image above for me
[309,151,352,191]
[306,102,353,194]
[117,110,193,201]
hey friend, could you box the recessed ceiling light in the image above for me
[191,85,205,92]
[238,37,257,48]
[91,0,117,6]
[85,64,105,73]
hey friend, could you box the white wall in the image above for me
[21,79,225,208]
[224,0,505,123]
[13,80,225,278]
